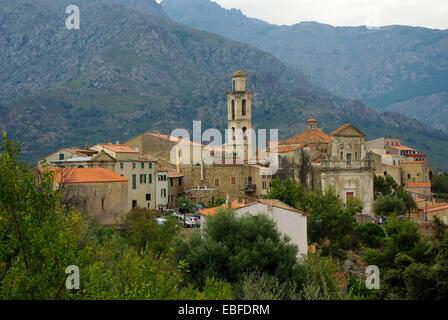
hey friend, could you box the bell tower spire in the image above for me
[227,70,252,161]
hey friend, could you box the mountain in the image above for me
[161,0,448,132]
[1,0,448,170]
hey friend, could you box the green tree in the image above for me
[267,177,305,209]
[174,209,306,289]
[394,187,417,213]
[0,133,89,299]
[432,172,448,194]
[176,197,195,212]
[355,223,385,248]
[304,189,357,260]
[373,195,406,216]
[374,175,398,199]
[120,208,179,256]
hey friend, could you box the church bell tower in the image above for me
[227,70,252,160]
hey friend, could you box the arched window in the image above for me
[242,99,247,116]
[232,80,236,92]
[231,100,235,120]
[243,127,247,140]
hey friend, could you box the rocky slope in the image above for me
[162,0,448,132]
[1,0,447,170]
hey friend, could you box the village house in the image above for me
[51,167,128,225]
[365,137,433,200]
[41,143,160,211]
[200,198,308,256]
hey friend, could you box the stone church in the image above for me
[276,119,375,216]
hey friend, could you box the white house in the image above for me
[200,199,308,256]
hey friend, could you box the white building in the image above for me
[200,199,308,256]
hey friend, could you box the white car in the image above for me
[155,218,168,225]
[184,217,196,228]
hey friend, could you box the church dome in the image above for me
[233,70,247,77]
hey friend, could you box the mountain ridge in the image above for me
[1,0,448,170]
[161,0,448,133]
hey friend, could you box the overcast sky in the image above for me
[209,0,448,29]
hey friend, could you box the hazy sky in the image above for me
[209,0,448,29]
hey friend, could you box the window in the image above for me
[384,171,388,176]
[179,178,182,186]
[101,198,105,211]
[170,178,174,187]
[149,174,152,184]
[120,162,124,170]
[408,174,411,179]
[232,80,236,92]
[59,153,65,160]
[149,162,152,169]
[231,100,235,120]
[242,99,247,116]
[132,200,137,208]
[231,177,236,185]
[132,163,136,169]
[146,194,151,201]
[132,174,137,190]
[161,189,167,198]
[262,181,267,189]
[346,192,354,201]
[140,174,146,184]
[340,152,344,161]
[347,153,352,164]
[141,163,144,169]
[215,178,220,187]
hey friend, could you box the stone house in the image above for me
[51,167,128,225]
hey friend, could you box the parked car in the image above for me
[184,217,196,228]
[191,216,201,228]
[373,215,388,225]
[155,218,167,225]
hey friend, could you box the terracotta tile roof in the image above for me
[200,199,306,217]
[148,133,204,147]
[256,199,305,215]
[276,145,302,154]
[167,169,184,178]
[50,168,127,184]
[99,144,139,154]
[401,160,426,164]
[426,203,448,213]
[331,124,364,136]
[406,181,431,188]
[63,148,98,156]
[389,145,416,151]
[279,129,331,147]
[200,200,254,217]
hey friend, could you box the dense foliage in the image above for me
[363,216,448,299]
[373,176,417,216]
[269,178,358,260]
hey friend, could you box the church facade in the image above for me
[276,119,375,216]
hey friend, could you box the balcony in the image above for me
[245,184,257,193]
[320,159,375,170]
